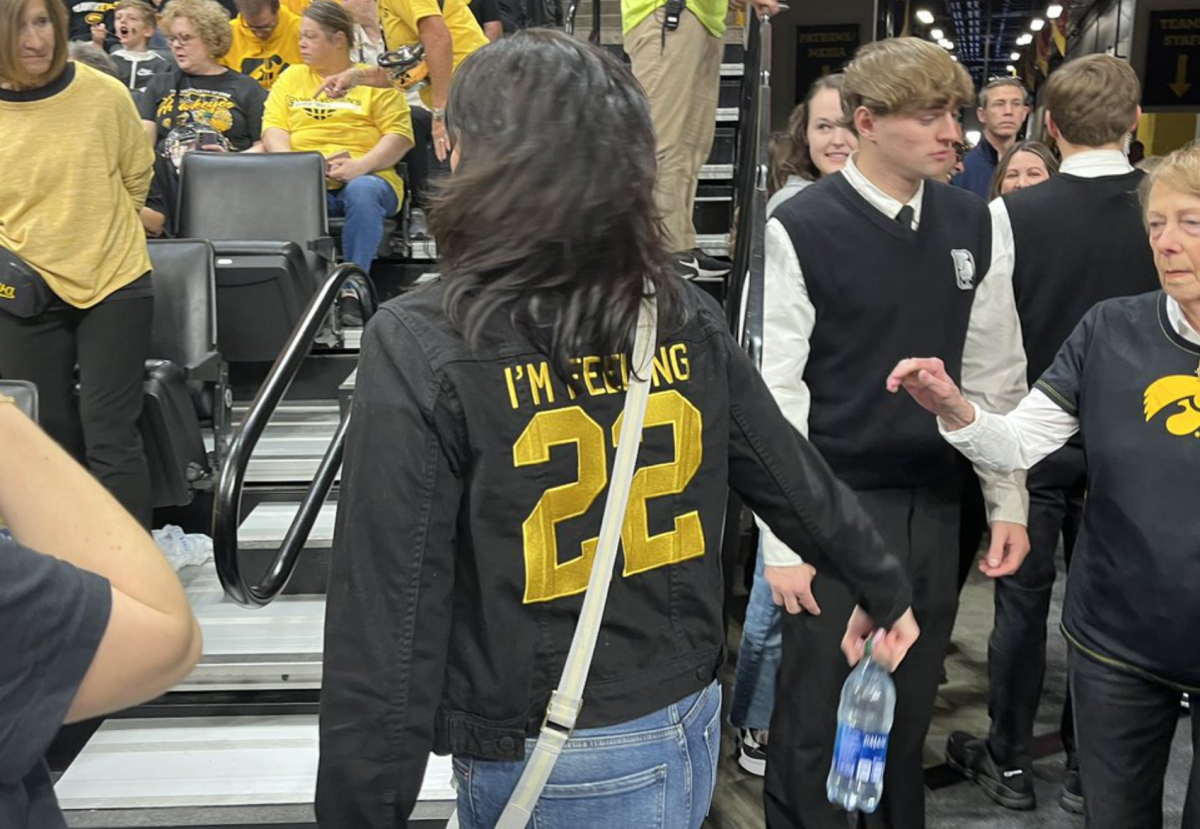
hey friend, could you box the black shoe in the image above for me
[1060,757,1084,814]
[736,728,767,777]
[338,285,364,328]
[945,731,1036,810]
[675,249,731,282]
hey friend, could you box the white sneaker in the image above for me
[737,728,768,777]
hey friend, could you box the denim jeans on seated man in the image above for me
[730,541,783,734]
[327,174,399,275]
[451,680,721,829]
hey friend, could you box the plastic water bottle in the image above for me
[826,637,896,813]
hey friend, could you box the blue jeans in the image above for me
[452,680,721,829]
[326,175,398,275]
[729,540,783,731]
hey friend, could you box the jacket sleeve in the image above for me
[316,308,464,828]
[722,329,912,627]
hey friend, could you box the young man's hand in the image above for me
[841,607,920,672]
[765,563,821,616]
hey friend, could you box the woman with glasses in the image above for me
[138,0,267,153]
[0,0,156,525]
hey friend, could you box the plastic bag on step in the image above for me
[152,524,214,571]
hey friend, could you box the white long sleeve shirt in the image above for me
[944,295,1199,471]
[760,155,1029,567]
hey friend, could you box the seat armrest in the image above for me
[184,351,223,383]
[211,240,304,258]
[307,235,337,264]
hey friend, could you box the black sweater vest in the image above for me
[1004,170,1159,384]
[774,174,991,490]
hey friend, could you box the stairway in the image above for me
[58,339,457,829]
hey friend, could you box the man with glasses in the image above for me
[221,0,304,89]
[954,77,1030,200]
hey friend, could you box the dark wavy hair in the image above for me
[768,74,844,194]
[431,30,684,384]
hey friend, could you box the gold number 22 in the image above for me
[512,390,705,604]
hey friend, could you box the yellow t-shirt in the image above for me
[378,0,488,106]
[282,0,311,13]
[0,63,152,308]
[220,5,305,90]
[263,63,413,204]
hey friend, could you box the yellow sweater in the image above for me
[0,63,153,308]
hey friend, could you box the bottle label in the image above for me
[833,724,888,785]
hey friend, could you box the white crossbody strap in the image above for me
[487,292,659,829]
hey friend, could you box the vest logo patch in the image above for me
[1144,374,1200,437]
[951,249,976,290]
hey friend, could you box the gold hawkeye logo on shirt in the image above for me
[1144,374,1200,437]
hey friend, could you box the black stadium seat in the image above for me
[139,239,225,509]
[0,380,38,421]
[177,152,335,362]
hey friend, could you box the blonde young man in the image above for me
[953,76,1030,200]
[761,38,1030,829]
[220,0,304,89]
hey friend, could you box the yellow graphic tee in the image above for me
[378,0,488,106]
[221,5,305,90]
[263,63,413,204]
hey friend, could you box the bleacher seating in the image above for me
[0,380,38,421]
[139,239,224,509]
[178,152,336,362]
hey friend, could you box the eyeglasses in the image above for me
[166,32,197,45]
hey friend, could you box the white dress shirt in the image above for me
[945,295,1200,472]
[759,155,1029,566]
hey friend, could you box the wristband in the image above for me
[431,106,446,122]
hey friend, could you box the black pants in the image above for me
[1068,644,1198,829]
[0,294,153,526]
[407,107,451,210]
[987,442,1085,769]
[764,484,960,829]
[955,453,986,590]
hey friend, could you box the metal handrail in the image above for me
[727,10,772,367]
[213,263,376,608]
[564,0,599,43]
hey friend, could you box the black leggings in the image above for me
[0,292,153,526]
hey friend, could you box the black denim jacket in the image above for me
[315,281,912,828]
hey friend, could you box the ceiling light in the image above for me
[940,38,955,50]
[916,9,935,24]
[1010,51,1021,61]
[966,130,981,146]
[1030,17,1045,31]
[951,54,958,61]
[1016,33,1033,45]
[1006,64,1016,72]
[931,27,944,40]
[1047,3,1063,19]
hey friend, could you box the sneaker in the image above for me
[945,731,1036,810]
[737,728,767,777]
[1060,756,1084,814]
[338,284,364,328]
[409,207,430,240]
[675,249,731,282]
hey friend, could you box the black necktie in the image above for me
[895,205,915,229]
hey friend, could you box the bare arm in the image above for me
[417,14,453,111]
[0,402,202,723]
[261,127,293,153]
[484,20,502,41]
[358,132,412,172]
